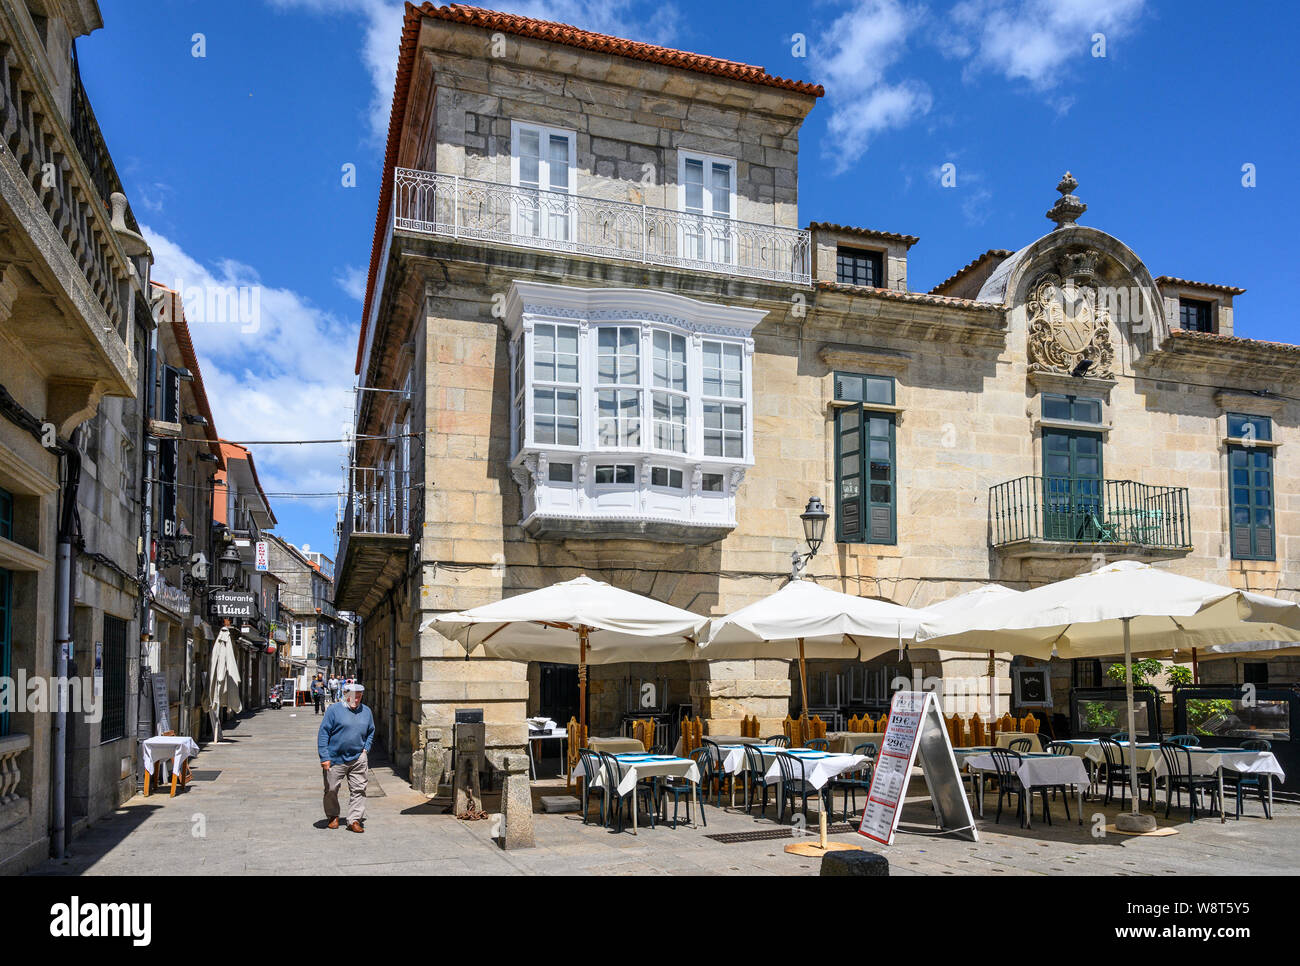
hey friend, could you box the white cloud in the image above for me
[269,0,680,145]
[335,265,367,302]
[813,0,933,173]
[146,227,358,504]
[945,0,1146,89]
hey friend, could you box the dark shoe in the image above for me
[327,817,340,829]
[347,821,364,833]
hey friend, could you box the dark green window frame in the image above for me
[834,373,896,545]
[1178,297,1213,333]
[1042,393,1102,424]
[1229,427,1274,561]
[101,614,128,741]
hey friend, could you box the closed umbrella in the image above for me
[701,578,926,736]
[202,625,242,742]
[915,560,1300,829]
[423,575,707,731]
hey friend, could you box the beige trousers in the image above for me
[323,751,368,824]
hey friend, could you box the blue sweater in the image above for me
[317,702,375,764]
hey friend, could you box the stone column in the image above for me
[498,753,535,850]
[690,659,792,735]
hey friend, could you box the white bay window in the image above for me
[505,280,762,543]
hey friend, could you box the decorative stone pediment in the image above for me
[1025,250,1115,378]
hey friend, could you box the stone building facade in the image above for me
[336,4,1298,783]
[0,1,155,872]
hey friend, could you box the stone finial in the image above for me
[110,192,150,256]
[1045,171,1087,230]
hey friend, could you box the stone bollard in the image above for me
[820,850,889,876]
[498,754,535,850]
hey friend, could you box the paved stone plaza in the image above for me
[30,706,1299,876]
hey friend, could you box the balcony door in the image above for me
[679,152,735,266]
[511,122,575,243]
[1043,429,1103,542]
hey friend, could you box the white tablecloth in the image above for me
[965,753,1089,791]
[762,751,867,790]
[572,754,700,797]
[141,736,199,775]
[1151,749,1285,781]
[995,732,1045,752]
[1056,740,1163,772]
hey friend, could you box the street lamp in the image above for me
[791,496,829,578]
[217,544,243,589]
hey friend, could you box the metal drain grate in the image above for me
[189,770,222,781]
[705,823,857,844]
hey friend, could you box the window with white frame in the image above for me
[512,121,575,241]
[505,282,763,538]
[679,151,735,264]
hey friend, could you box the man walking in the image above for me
[311,674,325,714]
[318,682,374,832]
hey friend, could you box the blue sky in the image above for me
[78,0,1297,556]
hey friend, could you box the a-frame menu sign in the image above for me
[857,690,978,846]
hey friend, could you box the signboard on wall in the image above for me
[159,365,181,539]
[210,590,256,621]
[858,690,977,846]
[255,541,269,571]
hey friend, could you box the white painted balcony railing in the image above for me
[393,167,812,286]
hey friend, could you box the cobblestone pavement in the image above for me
[29,705,1300,875]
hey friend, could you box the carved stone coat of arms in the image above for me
[1026,255,1115,378]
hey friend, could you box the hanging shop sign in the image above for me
[210,590,256,621]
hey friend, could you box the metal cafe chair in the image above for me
[1008,737,1035,753]
[1166,734,1198,747]
[1232,738,1274,819]
[576,748,608,827]
[1097,737,1134,809]
[1157,742,1220,822]
[774,751,832,826]
[656,748,707,829]
[742,743,772,817]
[765,734,789,747]
[1046,741,1080,805]
[989,748,1053,826]
[597,751,657,833]
[829,743,876,823]
[806,738,830,751]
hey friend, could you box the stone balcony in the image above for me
[334,465,416,613]
[391,166,812,286]
[0,36,145,417]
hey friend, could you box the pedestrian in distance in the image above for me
[311,675,324,715]
[318,682,375,832]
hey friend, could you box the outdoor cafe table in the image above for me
[963,752,1088,829]
[140,735,199,797]
[760,748,869,792]
[589,737,647,755]
[1054,740,1169,806]
[1148,749,1286,823]
[571,752,701,833]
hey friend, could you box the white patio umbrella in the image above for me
[701,578,926,730]
[202,625,243,742]
[913,583,1021,620]
[422,575,707,731]
[915,560,1300,829]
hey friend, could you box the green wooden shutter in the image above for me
[835,406,864,542]
[1229,445,1274,561]
[864,411,896,544]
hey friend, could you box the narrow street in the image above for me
[28,698,1300,877]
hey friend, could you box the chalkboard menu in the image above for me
[151,672,170,735]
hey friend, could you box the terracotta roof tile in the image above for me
[357,3,822,373]
[807,222,919,248]
[815,279,1005,312]
[1155,276,1246,296]
[929,249,1014,295]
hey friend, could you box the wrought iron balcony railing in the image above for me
[990,476,1192,551]
[392,167,812,285]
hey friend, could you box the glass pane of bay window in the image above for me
[710,163,731,217]
[548,134,569,191]
[652,393,687,452]
[598,326,639,384]
[684,159,704,212]
[534,323,579,382]
[518,129,540,186]
[704,403,744,458]
[653,330,686,391]
[534,388,579,445]
[597,390,640,446]
[703,341,743,397]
